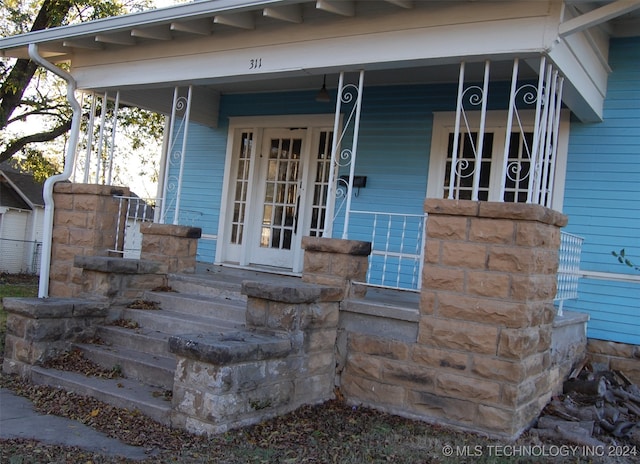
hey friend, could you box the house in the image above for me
[1,0,639,438]
[0,161,44,274]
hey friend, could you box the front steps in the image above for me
[29,272,249,426]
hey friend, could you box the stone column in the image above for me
[414,199,567,438]
[301,236,371,298]
[49,183,129,298]
[140,223,201,274]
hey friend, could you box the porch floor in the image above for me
[191,262,420,312]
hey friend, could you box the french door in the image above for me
[250,129,305,268]
[219,117,334,272]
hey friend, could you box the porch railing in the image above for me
[111,195,157,259]
[350,211,427,292]
[555,231,584,316]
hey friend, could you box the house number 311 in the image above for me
[249,58,262,69]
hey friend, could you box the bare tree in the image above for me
[0,0,160,182]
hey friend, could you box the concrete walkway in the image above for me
[0,388,153,460]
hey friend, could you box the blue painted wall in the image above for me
[561,37,640,345]
[170,83,461,265]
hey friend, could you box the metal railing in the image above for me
[350,211,427,291]
[111,195,157,259]
[555,231,584,316]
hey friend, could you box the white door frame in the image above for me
[216,114,335,272]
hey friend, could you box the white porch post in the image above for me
[341,70,365,239]
[160,85,193,225]
[83,93,97,183]
[106,90,120,186]
[323,72,344,237]
[172,85,192,225]
[471,61,490,201]
[322,71,365,239]
[94,91,108,184]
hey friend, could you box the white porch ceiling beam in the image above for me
[263,5,303,23]
[170,19,212,36]
[559,0,640,37]
[316,0,355,17]
[95,32,136,46]
[385,0,413,9]
[214,12,255,30]
[131,26,172,41]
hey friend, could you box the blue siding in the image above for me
[163,123,226,262]
[561,37,640,344]
[170,84,463,264]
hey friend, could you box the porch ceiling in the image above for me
[112,59,542,127]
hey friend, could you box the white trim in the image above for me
[227,114,335,130]
[559,0,640,38]
[216,114,335,268]
[427,110,570,212]
[0,0,289,50]
[580,270,640,284]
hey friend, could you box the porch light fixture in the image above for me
[315,75,331,102]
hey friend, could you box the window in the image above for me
[427,111,569,211]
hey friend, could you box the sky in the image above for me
[6,0,193,198]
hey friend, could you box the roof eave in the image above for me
[0,0,294,55]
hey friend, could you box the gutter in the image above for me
[28,44,82,298]
[0,0,292,51]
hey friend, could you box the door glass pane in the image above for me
[260,135,302,250]
[230,132,252,245]
[309,130,333,237]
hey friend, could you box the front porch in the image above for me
[3,186,591,439]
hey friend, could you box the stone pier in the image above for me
[341,199,570,439]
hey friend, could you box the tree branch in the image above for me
[0,0,72,130]
[0,119,72,164]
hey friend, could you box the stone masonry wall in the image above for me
[341,199,569,439]
[588,339,640,385]
[49,183,129,298]
[2,298,108,377]
[169,236,364,436]
[301,236,371,298]
[170,280,342,435]
[140,223,201,274]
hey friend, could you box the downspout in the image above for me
[29,44,82,298]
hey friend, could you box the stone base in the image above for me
[550,310,589,393]
[73,255,165,303]
[587,339,640,384]
[2,298,109,376]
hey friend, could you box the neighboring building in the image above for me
[0,162,44,274]
[0,1,638,342]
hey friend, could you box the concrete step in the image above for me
[142,291,246,324]
[108,307,243,335]
[30,366,172,425]
[95,325,170,356]
[73,343,176,390]
[167,273,246,302]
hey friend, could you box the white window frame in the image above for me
[426,110,570,212]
